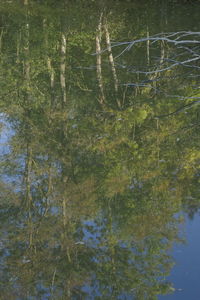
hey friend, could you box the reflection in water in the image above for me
[1,1,200,299]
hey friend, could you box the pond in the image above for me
[1,1,200,299]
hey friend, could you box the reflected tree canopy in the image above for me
[1,0,200,299]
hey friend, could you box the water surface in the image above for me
[1,1,200,299]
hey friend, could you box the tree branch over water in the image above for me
[93,30,200,112]
[95,31,200,75]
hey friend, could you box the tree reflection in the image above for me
[1,0,200,299]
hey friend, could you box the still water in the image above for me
[1,0,200,299]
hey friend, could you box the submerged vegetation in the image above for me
[1,0,200,299]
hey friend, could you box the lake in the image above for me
[1,1,200,299]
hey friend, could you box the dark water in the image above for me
[1,1,200,299]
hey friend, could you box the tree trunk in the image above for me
[23,0,30,105]
[60,33,67,106]
[146,25,150,65]
[104,20,121,108]
[43,19,55,107]
[96,13,105,105]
